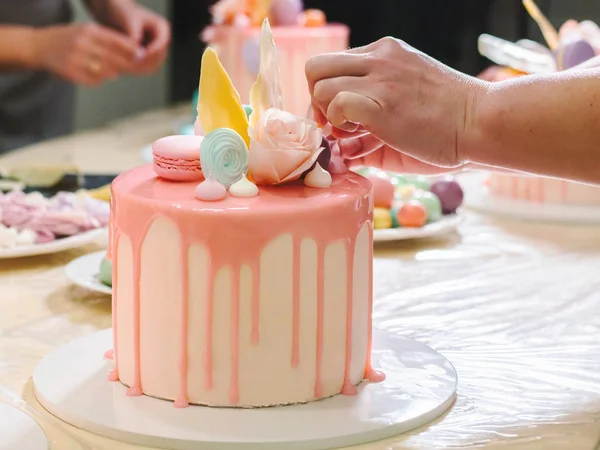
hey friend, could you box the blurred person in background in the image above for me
[0,0,170,153]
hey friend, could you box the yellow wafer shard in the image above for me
[197,48,250,146]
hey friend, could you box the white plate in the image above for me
[33,328,457,450]
[0,228,107,259]
[374,214,462,242]
[141,144,153,163]
[0,403,48,450]
[65,251,111,295]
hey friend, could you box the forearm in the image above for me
[466,69,600,184]
[0,26,38,70]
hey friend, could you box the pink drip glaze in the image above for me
[561,180,568,202]
[250,261,260,345]
[230,267,240,404]
[178,242,189,407]
[341,239,357,396]
[314,247,325,399]
[364,224,375,380]
[104,349,114,360]
[111,165,373,405]
[126,385,143,396]
[108,370,119,382]
[174,397,189,408]
[366,368,386,383]
[291,237,301,368]
[511,177,518,199]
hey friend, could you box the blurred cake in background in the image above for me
[202,0,349,117]
[475,0,600,207]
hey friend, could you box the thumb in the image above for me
[326,91,382,132]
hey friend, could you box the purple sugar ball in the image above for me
[270,0,303,26]
[242,38,260,76]
[430,177,464,214]
[302,138,331,179]
[554,40,595,70]
[317,138,332,171]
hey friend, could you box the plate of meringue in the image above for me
[65,251,112,295]
[0,190,109,259]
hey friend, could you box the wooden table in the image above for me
[1,106,600,450]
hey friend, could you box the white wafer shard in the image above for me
[478,34,557,74]
[249,18,283,128]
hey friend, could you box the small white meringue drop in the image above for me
[304,163,332,188]
[230,175,259,198]
[16,228,37,246]
[0,225,19,249]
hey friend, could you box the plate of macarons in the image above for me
[356,169,465,242]
[65,251,112,295]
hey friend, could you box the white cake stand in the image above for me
[0,402,48,450]
[33,329,457,450]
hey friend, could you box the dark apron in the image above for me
[0,0,74,153]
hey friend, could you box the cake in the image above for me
[477,6,600,206]
[201,0,349,118]
[106,19,382,409]
[486,173,600,205]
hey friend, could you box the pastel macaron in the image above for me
[153,135,204,181]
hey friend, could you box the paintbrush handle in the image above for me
[523,0,559,50]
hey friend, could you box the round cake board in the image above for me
[33,329,457,450]
[0,402,48,450]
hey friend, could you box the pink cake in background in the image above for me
[107,19,382,409]
[202,0,349,117]
[487,174,600,205]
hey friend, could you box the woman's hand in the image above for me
[338,134,464,175]
[306,37,486,169]
[91,0,171,74]
[33,24,139,86]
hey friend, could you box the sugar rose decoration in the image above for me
[248,108,323,185]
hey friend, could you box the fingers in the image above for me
[331,126,368,139]
[312,76,366,130]
[91,25,138,63]
[144,14,171,57]
[306,52,368,93]
[133,12,170,73]
[327,91,383,130]
[72,59,105,86]
[350,147,455,175]
[339,134,385,159]
[88,43,135,77]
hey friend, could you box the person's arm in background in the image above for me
[0,27,38,70]
[84,0,170,74]
[0,23,139,85]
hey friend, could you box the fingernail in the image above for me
[135,47,146,62]
[339,138,362,156]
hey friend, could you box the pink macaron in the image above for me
[152,135,204,181]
